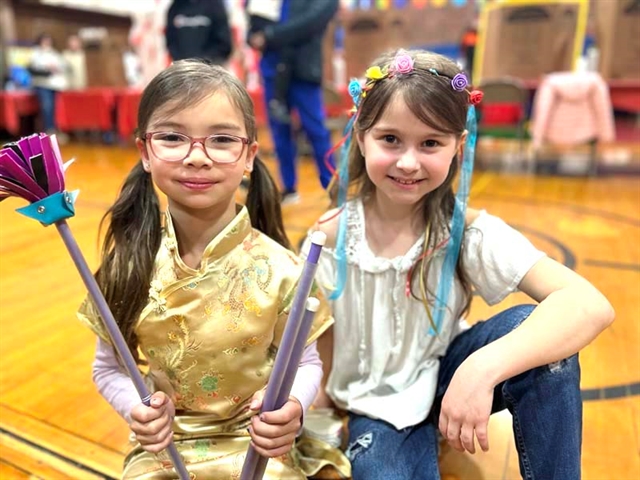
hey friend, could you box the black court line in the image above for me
[513,224,577,270]
[583,260,640,272]
[581,382,640,402]
[0,458,36,479]
[0,427,117,479]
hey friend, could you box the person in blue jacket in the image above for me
[248,0,339,204]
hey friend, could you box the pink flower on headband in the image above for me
[392,53,414,75]
[469,90,484,105]
[451,73,469,91]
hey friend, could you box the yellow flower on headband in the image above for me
[365,66,387,80]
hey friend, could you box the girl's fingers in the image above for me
[250,442,295,459]
[460,424,476,454]
[131,404,165,424]
[250,415,297,439]
[258,399,302,426]
[130,414,171,437]
[446,421,464,452]
[249,431,297,456]
[475,422,490,452]
[136,422,174,451]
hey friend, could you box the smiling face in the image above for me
[136,91,258,216]
[357,92,462,209]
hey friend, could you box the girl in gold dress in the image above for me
[77,60,333,479]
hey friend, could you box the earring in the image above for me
[242,169,251,180]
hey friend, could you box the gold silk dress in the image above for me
[78,206,333,479]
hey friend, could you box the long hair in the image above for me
[95,60,289,361]
[332,49,473,318]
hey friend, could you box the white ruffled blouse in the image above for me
[310,199,546,429]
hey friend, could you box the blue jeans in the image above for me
[34,87,57,132]
[346,305,582,480]
[262,76,334,191]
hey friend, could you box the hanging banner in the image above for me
[411,0,429,8]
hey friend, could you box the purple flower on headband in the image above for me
[451,73,469,91]
[392,53,414,75]
[348,79,362,103]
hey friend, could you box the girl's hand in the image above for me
[438,353,494,454]
[129,391,175,454]
[248,390,303,458]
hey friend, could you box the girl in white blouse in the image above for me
[307,49,614,480]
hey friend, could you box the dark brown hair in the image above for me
[95,60,290,361]
[332,49,473,319]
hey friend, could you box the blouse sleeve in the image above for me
[462,212,546,305]
[289,341,323,417]
[92,337,140,424]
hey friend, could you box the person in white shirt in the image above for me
[62,34,87,91]
[306,49,614,480]
[28,34,67,133]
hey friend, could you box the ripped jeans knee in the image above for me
[346,431,373,462]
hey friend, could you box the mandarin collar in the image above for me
[163,205,252,270]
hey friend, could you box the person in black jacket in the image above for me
[248,0,339,204]
[165,0,232,65]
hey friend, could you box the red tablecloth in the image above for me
[608,80,640,113]
[117,89,142,140]
[55,88,118,132]
[0,91,39,136]
[113,85,353,137]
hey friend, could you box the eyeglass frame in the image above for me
[143,131,252,164]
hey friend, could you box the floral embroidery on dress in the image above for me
[151,315,201,408]
[223,346,239,356]
[194,439,213,461]
[225,394,242,406]
[242,335,266,347]
[148,280,167,313]
[197,369,224,398]
[218,254,273,331]
[243,238,257,252]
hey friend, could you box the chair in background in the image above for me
[476,77,528,170]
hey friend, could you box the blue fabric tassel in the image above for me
[329,114,357,300]
[429,106,477,334]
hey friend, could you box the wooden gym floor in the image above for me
[0,136,638,479]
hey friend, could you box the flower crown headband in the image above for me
[347,51,484,111]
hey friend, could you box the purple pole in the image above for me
[240,231,326,480]
[55,220,190,480]
[252,299,320,479]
